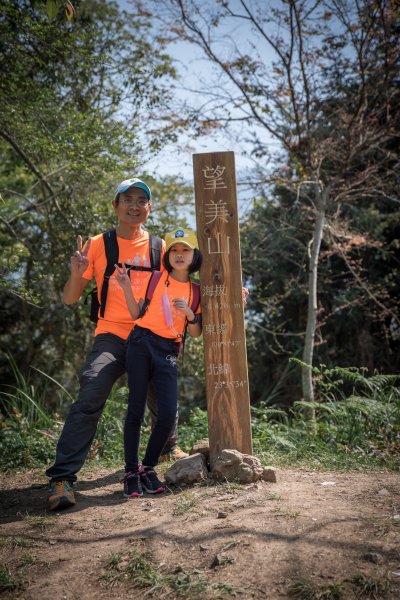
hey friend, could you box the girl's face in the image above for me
[168,243,195,271]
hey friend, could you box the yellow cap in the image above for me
[165,228,199,251]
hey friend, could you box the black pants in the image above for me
[45,333,178,482]
[124,327,180,470]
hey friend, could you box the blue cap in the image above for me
[114,178,151,201]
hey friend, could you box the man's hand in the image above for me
[70,235,91,277]
[114,263,131,291]
[242,287,249,304]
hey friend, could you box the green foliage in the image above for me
[1,363,399,473]
[288,578,318,600]
[350,574,389,599]
[0,566,22,595]
[0,353,72,427]
[124,547,161,589]
[101,544,236,598]
[0,353,67,470]
[90,384,126,464]
[21,513,52,532]
[42,0,75,22]
[288,574,391,600]
[253,367,400,470]
[173,491,198,516]
[0,429,55,471]
[101,546,163,589]
[20,552,36,567]
[161,0,400,402]
[177,407,209,451]
[0,0,177,393]
[288,578,344,600]
[241,189,400,404]
[178,335,206,419]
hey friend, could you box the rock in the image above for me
[164,453,208,485]
[262,467,277,482]
[391,514,400,524]
[362,552,382,564]
[212,449,264,483]
[210,554,223,568]
[210,553,234,568]
[217,511,228,519]
[190,438,210,460]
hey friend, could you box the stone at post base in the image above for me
[189,438,210,461]
[164,453,208,485]
[262,466,277,483]
[212,449,277,484]
[163,446,277,486]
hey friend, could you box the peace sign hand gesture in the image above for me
[114,263,131,291]
[70,235,91,277]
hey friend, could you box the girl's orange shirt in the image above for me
[134,270,201,341]
[82,231,165,340]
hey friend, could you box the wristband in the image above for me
[187,314,199,325]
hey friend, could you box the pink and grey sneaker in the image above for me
[123,471,143,498]
[139,466,166,494]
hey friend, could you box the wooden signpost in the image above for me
[193,151,252,466]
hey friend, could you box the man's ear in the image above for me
[112,199,118,210]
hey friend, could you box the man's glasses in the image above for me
[119,198,149,208]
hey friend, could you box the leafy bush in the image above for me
[1,361,399,472]
[253,367,400,470]
[0,354,67,469]
[0,428,55,471]
[177,407,209,451]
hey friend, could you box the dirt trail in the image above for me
[1,467,399,599]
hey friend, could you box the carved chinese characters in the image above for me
[193,152,252,464]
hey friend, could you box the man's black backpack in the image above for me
[85,229,162,324]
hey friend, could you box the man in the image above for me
[46,178,188,510]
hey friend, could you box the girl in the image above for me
[115,228,202,498]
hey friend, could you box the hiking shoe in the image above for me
[123,471,143,498]
[159,446,189,463]
[139,466,166,494]
[48,480,76,511]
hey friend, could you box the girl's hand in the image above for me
[242,287,249,304]
[172,297,192,318]
[114,263,131,290]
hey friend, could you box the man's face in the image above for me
[113,187,152,225]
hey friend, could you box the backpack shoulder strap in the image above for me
[99,229,119,318]
[179,280,202,360]
[190,281,201,314]
[117,234,163,273]
[149,235,162,270]
[136,270,163,319]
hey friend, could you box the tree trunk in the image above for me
[301,184,327,419]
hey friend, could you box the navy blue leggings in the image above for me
[124,327,180,470]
